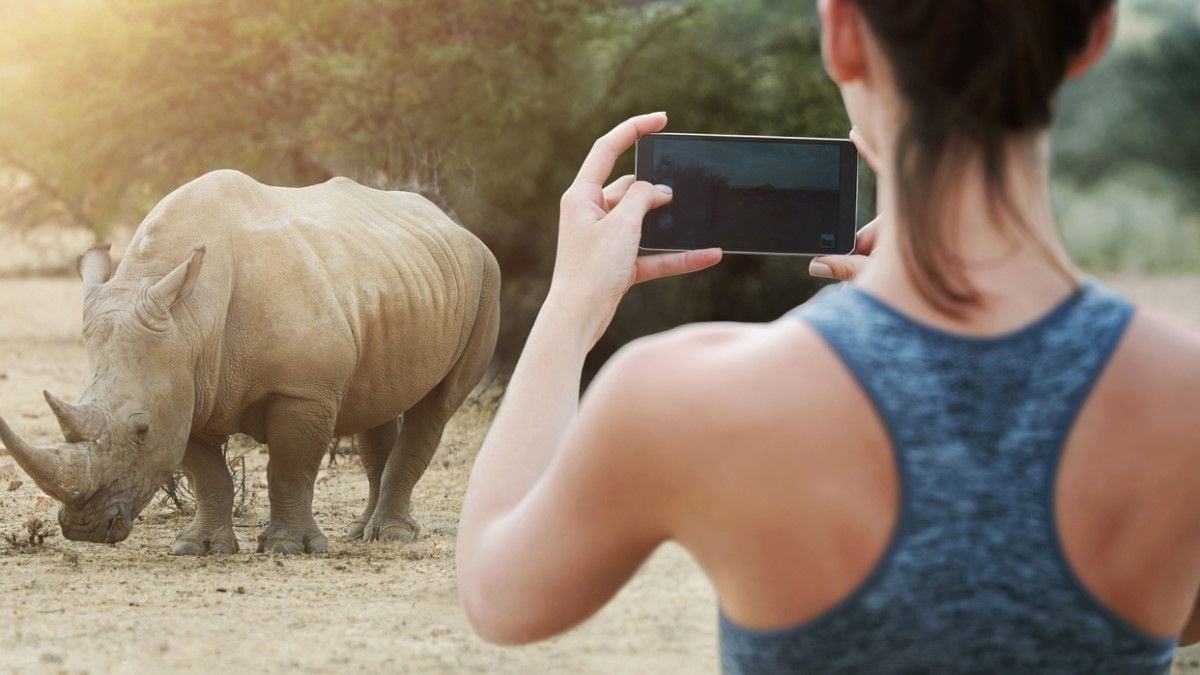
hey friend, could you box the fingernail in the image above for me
[809,261,833,278]
[849,126,859,138]
[654,111,668,117]
[656,184,673,195]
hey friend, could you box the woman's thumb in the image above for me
[809,255,869,281]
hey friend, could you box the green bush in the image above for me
[1,0,1196,366]
[1055,169,1200,275]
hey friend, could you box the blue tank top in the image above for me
[719,279,1178,674]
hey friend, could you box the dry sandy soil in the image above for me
[0,276,716,675]
[0,273,1198,675]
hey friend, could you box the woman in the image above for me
[456,1,1200,672]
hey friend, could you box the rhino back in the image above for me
[121,170,495,437]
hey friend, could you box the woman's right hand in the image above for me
[809,127,884,281]
[548,113,721,347]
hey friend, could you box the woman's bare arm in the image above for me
[455,113,721,644]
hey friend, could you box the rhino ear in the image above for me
[77,244,113,292]
[146,245,206,314]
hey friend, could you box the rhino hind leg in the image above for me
[364,294,499,544]
[257,398,336,555]
[171,436,239,556]
[362,394,448,543]
[345,417,401,539]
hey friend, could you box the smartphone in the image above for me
[635,133,858,256]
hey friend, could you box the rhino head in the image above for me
[0,243,207,544]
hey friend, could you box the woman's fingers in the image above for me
[634,248,723,285]
[607,181,673,229]
[573,113,668,189]
[603,175,637,212]
[849,126,883,175]
[854,216,880,255]
[810,212,883,281]
[809,254,871,281]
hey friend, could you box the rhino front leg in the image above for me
[257,398,334,555]
[171,436,238,556]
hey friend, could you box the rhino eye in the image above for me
[128,414,151,444]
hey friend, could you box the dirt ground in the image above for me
[1,274,1198,675]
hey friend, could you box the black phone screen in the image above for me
[635,133,858,256]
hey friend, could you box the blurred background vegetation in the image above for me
[0,0,1196,368]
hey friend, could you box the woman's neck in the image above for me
[855,132,1082,334]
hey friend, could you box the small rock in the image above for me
[20,412,37,419]
[216,587,228,593]
[7,480,22,492]
[40,653,62,664]
[0,462,15,480]
[34,494,55,510]
[253,476,268,489]
[0,372,8,380]
[235,586,246,595]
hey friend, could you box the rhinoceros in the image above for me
[0,169,500,554]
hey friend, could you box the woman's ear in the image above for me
[1065,5,1116,81]
[818,0,868,85]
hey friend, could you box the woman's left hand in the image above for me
[809,126,884,281]
[548,112,722,347]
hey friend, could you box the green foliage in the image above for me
[1055,0,1200,189]
[1054,168,1200,275]
[1052,0,1200,275]
[0,0,842,360]
[0,0,1194,363]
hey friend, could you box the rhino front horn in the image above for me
[0,410,98,504]
[44,391,106,443]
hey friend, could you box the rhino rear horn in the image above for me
[139,246,206,329]
[0,410,97,504]
[44,391,106,443]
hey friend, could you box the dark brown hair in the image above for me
[853,0,1114,315]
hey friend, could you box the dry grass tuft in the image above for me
[158,435,258,517]
[3,515,56,550]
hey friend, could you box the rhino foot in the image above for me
[256,521,328,555]
[170,525,239,556]
[345,519,368,540]
[362,514,421,543]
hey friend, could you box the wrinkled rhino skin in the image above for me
[0,170,499,554]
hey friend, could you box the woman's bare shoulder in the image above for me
[1081,306,1200,538]
[1117,308,1200,405]
[595,316,861,455]
[609,316,829,389]
[592,315,890,559]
